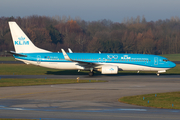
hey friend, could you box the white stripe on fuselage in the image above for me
[16,58,170,72]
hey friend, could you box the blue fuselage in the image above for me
[14,53,176,69]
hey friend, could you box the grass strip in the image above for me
[0,78,106,87]
[119,92,180,109]
[0,64,180,75]
[0,64,53,75]
[160,54,180,61]
[0,57,15,61]
[0,64,92,75]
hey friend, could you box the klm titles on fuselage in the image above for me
[14,36,29,45]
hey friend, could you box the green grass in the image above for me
[0,64,179,75]
[162,64,180,74]
[160,54,180,61]
[0,57,15,61]
[0,78,106,87]
[0,64,91,75]
[119,91,180,109]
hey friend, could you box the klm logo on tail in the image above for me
[14,36,29,45]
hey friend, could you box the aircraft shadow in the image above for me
[46,70,180,77]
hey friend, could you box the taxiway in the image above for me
[0,75,180,120]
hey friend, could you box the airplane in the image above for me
[8,21,176,76]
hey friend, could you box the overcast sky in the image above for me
[0,0,180,22]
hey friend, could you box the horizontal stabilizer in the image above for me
[8,51,27,57]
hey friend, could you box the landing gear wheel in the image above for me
[89,72,94,77]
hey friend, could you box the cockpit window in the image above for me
[163,59,169,62]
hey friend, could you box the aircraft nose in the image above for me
[169,61,176,68]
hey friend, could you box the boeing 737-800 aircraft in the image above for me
[8,21,176,76]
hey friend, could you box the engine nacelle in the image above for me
[101,65,118,74]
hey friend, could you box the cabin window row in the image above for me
[44,58,151,62]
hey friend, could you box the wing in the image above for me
[61,49,101,68]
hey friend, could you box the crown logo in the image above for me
[109,68,114,71]
[18,36,25,40]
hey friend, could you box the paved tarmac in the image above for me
[0,75,180,120]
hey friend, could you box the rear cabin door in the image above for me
[37,55,41,64]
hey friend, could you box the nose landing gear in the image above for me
[89,71,94,77]
[89,68,94,77]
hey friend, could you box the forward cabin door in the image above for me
[154,57,158,65]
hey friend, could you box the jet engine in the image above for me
[98,65,118,74]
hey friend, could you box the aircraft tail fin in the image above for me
[8,21,51,53]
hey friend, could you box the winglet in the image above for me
[68,48,73,53]
[61,49,71,61]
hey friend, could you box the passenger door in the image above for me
[154,57,158,65]
[37,55,41,64]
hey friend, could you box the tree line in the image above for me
[0,15,180,55]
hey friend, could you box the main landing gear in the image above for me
[89,71,94,77]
